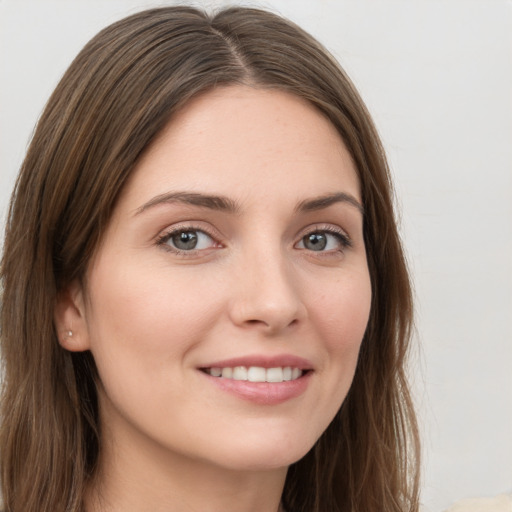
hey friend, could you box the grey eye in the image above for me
[171,231,198,250]
[296,230,350,252]
[302,233,327,251]
[167,230,214,251]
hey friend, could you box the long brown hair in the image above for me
[0,6,419,512]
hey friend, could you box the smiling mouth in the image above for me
[201,366,307,383]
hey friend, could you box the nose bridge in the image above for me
[230,239,305,332]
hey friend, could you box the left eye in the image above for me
[296,231,348,252]
[162,230,215,251]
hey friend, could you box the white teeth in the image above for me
[221,367,233,378]
[205,366,304,382]
[266,367,283,382]
[233,366,248,380]
[210,367,222,377]
[282,367,292,381]
[247,366,266,382]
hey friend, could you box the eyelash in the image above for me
[298,225,353,252]
[155,224,352,256]
[156,224,220,255]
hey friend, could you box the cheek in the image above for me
[83,261,229,435]
[308,266,372,407]
[312,269,372,350]
[84,259,225,374]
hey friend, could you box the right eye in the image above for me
[158,228,218,253]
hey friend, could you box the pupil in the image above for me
[172,231,198,250]
[304,233,326,251]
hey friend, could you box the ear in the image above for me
[54,279,91,352]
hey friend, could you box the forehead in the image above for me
[121,85,360,211]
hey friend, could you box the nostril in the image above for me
[228,281,307,332]
[244,318,272,329]
[242,316,300,331]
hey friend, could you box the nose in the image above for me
[228,249,307,334]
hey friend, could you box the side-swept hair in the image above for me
[0,6,419,512]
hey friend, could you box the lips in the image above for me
[199,354,313,405]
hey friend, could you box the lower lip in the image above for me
[201,371,312,405]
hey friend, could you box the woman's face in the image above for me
[64,86,371,473]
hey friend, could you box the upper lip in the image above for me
[199,354,314,370]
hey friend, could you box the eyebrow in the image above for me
[295,192,364,215]
[134,191,240,216]
[134,190,364,216]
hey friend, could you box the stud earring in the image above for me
[67,330,73,338]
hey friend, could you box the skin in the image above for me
[56,86,372,512]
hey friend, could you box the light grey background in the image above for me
[1,1,511,510]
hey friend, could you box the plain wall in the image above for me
[1,1,511,510]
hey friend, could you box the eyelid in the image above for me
[155,222,223,254]
[295,224,353,250]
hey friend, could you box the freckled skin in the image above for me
[60,86,372,511]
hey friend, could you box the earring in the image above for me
[67,330,73,338]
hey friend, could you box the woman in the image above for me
[0,6,419,512]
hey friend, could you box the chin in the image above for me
[202,428,318,472]
[215,450,308,473]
